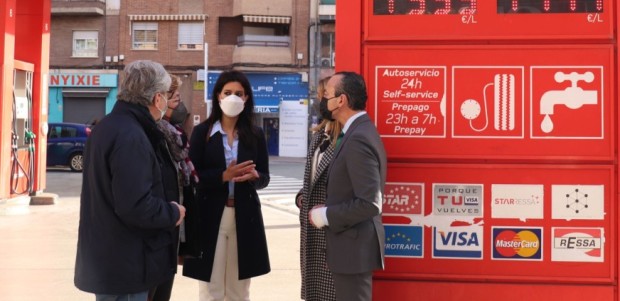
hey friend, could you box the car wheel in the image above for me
[69,152,83,172]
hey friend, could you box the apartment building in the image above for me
[49,0,335,155]
[49,0,118,126]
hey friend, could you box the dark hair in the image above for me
[205,70,257,147]
[334,71,367,111]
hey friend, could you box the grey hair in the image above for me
[117,60,171,107]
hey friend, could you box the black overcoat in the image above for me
[74,101,180,294]
[183,122,270,281]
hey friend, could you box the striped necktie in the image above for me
[335,132,345,148]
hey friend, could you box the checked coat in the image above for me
[298,127,337,301]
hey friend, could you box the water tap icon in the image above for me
[539,71,598,133]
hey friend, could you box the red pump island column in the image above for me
[336,0,617,300]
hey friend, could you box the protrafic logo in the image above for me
[384,225,423,258]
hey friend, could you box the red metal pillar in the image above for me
[0,0,17,200]
[14,0,50,195]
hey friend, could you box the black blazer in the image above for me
[183,122,271,281]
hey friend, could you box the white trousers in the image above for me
[198,207,250,301]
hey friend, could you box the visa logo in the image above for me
[439,231,479,247]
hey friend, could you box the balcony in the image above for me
[51,0,105,16]
[319,1,336,20]
[233,0,292,17]
[237,34,290,47]
[233,35,292,65]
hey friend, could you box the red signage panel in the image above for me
[377,67,446,137]
[378,163,615,283]
[366,45,614,161]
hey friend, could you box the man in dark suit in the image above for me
[309,71,387,301]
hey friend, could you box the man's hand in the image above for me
[171,202,186,226]
[309,204,326,228]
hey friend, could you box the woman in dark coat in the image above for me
[151,74,196,301]
[184,70,270,301]
[296,76,338,301]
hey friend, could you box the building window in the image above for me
[178,22,204,50]
[73,31,98,58]
[218,17,242,45]
[321,32,335,67]
[132,22,158,50]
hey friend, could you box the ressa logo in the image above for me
[552,227,604,262]
[433,184,483,217]
[383,183,423,215]
[492,227,542,261]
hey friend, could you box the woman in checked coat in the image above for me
[296,76,339,301]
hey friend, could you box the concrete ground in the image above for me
[0,157,305,301]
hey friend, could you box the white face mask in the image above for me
[220,94,245,117]
[156,93,168,121]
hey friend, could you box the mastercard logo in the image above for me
[492,228,542,260]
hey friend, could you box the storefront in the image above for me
[48,71,118,124]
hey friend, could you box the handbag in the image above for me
[178,181,201,259]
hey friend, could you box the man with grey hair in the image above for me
[75,60,186,301]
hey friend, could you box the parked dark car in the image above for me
[47,123,90,172]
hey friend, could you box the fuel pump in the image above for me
[11,66,35,195]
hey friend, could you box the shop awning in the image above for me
[128,14,208,21]
[242,15,291,24]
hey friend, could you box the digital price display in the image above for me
[366,0,611,40]
[374,0,477,15]
[497,0,603,13]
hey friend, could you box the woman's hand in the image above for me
[222,160,256,182]
[232,168,259,182]
[296,195,303,208]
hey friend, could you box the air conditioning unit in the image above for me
[320,57,332,67]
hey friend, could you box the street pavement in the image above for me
[0,156,305,301]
